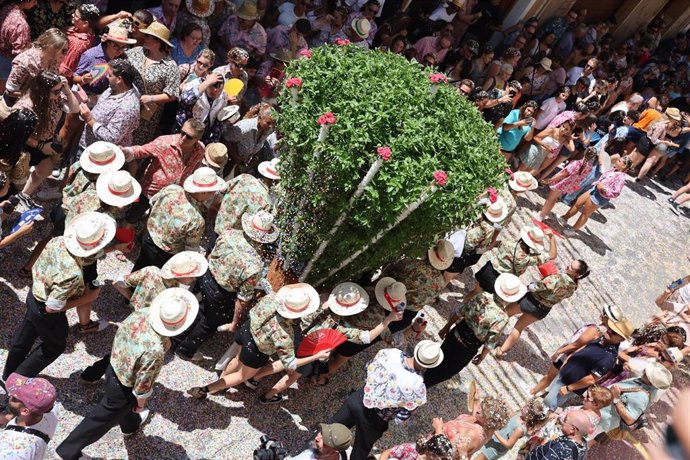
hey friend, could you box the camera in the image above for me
[253,435,289,460]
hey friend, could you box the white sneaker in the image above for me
[555,215,566,226]
[531,211,543,222]
[36,186,62,201]
[51,167,66,180]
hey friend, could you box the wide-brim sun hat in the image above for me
[374,277,407,311]
[217,105,241,123]
[484,198,508,223]
[520,225,549,253]
[602,304,623,322]
[509,171,538,192]
[63,211,116,258]
[183,167,225,194]
[160,251,208,279]
[608,317,634,340]
[665,107,682,122]
[258,158,281,180]
[276,283,320,319]
[204,143,228,169]
[413,340,444,368]
[149,287,199,337]
[140,21,173,48]
[327,282,370,316]
[103,26,137,45]
[494,273,527,302]
[539,57,552,71]
[427,239,454,270]
[644,361,673,389]
[270,47,294,63]
[236,0,260,20]
[96,170,142,207]
[241,209,279,244]
[186,0,215,18]
[80,141,125,174]
[351,18,371,39]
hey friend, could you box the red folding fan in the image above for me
[531,218,563,239]
[297,329,347,357]
[538,261,559,278]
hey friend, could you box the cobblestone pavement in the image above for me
[0,173,688,459]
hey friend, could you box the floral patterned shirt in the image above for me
[110,309,166,398]
[388,443,422,460]
[363,348,426,422]
[0,4,31,59]
[127,134,205,198]
[531,273,577,308]
[551,159,592,195]
[147,185,205,254]
[381,258,444,311]
[80,87,141,148]
[217,15,267,58]
[7,46,59,95]
[497,185,517,225]
[489,238,549,276]
[214,173,270,234]
[209,230,264,301]
[59,28,96,77]
[32,237,84,311]
[249,293,298,370]
[223,117,273,165]
[121,266,179,311]
[595,169,627,199]
[456,291,509,347]
[464,219,497,252]
[14,90,66,142]
[62,161,97,204]
[299,306,373,345]
[27,1,77,38]
[147,6,177,32]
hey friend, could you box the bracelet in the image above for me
[565,385,571,391]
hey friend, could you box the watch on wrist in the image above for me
[613,397,621,405]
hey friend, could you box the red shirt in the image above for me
[129,134,204,198]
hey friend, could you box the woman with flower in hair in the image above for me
[380,417,455,460]
[476,398,550,460]
[442,394,511,459]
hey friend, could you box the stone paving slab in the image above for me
[0,173,688,459]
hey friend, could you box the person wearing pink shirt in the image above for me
[561,155,632,237]
[414,29,453,65]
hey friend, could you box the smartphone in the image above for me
[668,278,684,290]
[394,301,406,313]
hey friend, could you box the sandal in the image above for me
[188,386,209,400]
[78,319,108,334]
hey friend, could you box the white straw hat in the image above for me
[275,283,320,319]
[520,225,549,252]
[63,212,116,258]
[149,288,199,337]
[217,105,241,123]
[258,158,281,180]
[413,340,444,368]
[644,361,673,390]
[96,171,142,207]
[427,239,454,270]
[327,282,369,316]
[183,167,225,193]
[241,210,279,244]
[160,251,208,279]
[351,18,371,39]
[509,171,538,192]
[374,277,407,312]
[80,141,125,174]
[483,198,508,223]
[494,273,527,303]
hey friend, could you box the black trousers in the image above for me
[81,355,111,382]
[329,388,389,460]
[3,291,68,380]
[387,308,417,334]
[173,272,237,357]
[131,229,174,272]
[56,365,141,460]
[423,321,483,388]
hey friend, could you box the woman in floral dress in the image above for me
[380,417,454,460]
[126,22,180,145]
[536,147,597,221]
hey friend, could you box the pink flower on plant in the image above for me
[334,38,351,46]
[317,112,337,125]
[487,187,498,203]
[285,77,302,88]
[429,73,449,84]
[298,49,312,58]
[377,146,392,161]
[433,170,448,186]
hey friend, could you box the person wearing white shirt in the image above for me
[0,373,59,460]
[290,424,352,460]
[535,86,569,130]
[429,0,464,23]
[278,0,311,27]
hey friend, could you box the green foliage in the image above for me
[275,44,505,286]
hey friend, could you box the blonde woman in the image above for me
[5,28,67,100]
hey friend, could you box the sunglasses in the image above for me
[111,43,129,52]
[231,61,246,69]
[196,60,211,68]
[132,19,145,28]
[181,131,197,140]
